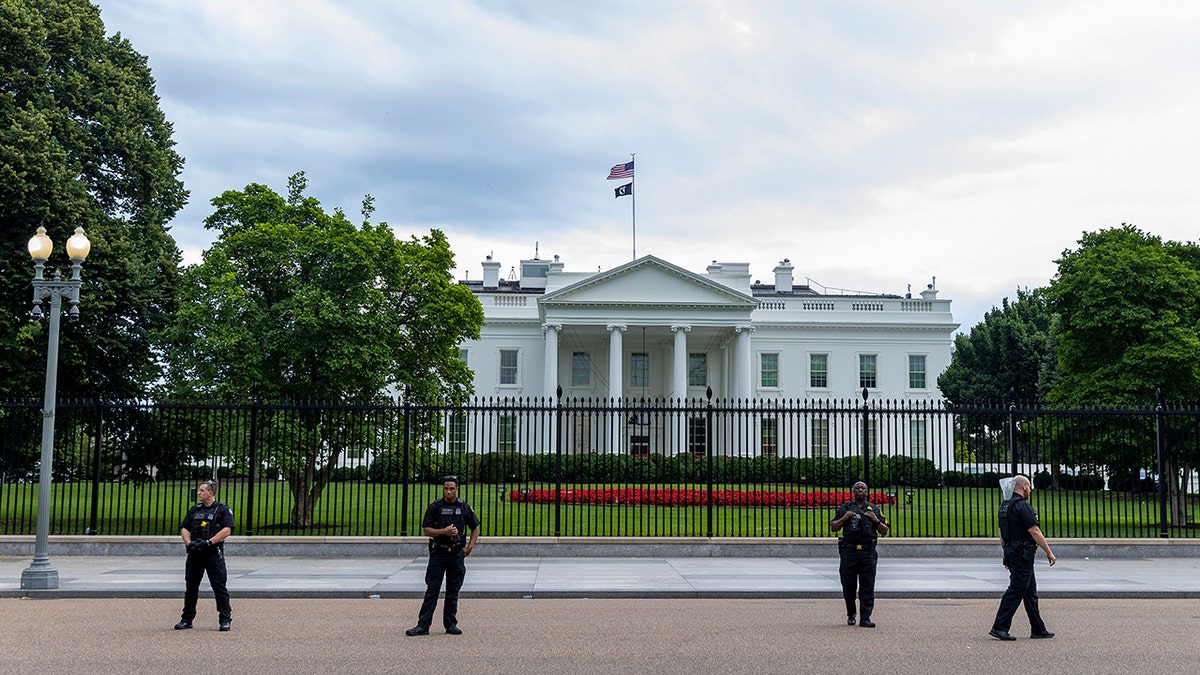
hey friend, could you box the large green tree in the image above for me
[938,287,1056,405]
[938,288,1059,469]
[1047,224,1200,524]
[1,0,186,399]
[164,173,483,525]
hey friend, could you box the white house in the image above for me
[456,253,958,457]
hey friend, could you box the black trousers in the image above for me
[182,548,231,622]
[839,548,878,618]
[417,550,467,629]
[992,554,1047,634]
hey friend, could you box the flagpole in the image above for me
[630,152,636,260]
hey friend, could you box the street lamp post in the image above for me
[20,225,91,591]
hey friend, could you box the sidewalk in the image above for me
[4,554,1199,599]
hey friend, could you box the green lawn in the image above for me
[0,480,1192,538]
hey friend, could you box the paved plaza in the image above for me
[2,596,1198,673]
[3,553,1200,599]
[3,553,1199,673]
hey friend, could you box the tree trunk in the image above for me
[1165,456,1189,527]
[283,441,341,528]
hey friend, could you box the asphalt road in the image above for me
[2,597,1195,674]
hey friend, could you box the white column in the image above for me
[606,324,626,454]
[717,335,733,399]
[607,324,626,400]
[542,323,561,398]
[671,325,690,400]
[671,325,690,455]
[541,323,562,454]
[735,325,754,401]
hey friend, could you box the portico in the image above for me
[536,256,759,403]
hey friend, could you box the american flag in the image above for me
[607,160,634,180]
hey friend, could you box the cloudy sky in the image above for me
[94,1,1200,332]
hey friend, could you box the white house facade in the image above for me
[456,253,958,458]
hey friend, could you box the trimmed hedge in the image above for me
[941,470,1006,488]
[472,451,528,483]
[1033,470,1104,491]
[457,452,940,488]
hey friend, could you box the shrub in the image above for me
[941,470,1004,488]
[1033,470,1105,491]
[796,457,854,487]
[887,456,941,488]
[330,465,368,482]
[1107,470,1157,493]
[368,452,404,483]
[368,450,445,483]
[473,451,528,483]
[663,453,705,483]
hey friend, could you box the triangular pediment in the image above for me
[540,255,757,309]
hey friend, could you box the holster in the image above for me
[1003,541,1036,562]
[429,540,462,554]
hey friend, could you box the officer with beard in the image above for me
[175,479,234,631]
[830,481,889,627]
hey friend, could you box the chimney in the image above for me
[482,255,501,290]
[920,276,938,300]
[773,258,794,293]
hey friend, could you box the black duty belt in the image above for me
[840,539,876,552]
[429,541,463,554]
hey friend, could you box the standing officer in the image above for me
[175,479,234,632]
[830,481,889,628]
[990,474,1056,641]
[406,475,480,636]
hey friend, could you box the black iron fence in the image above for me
[0,392,1196,538]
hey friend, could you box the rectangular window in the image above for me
[572,352,591,386]
[630,434,649,456]
[864,420,878,457]
[499,349,519,385]
[497,415,517,453]
[760,353,779,388]
[909,354,927,389]
[811,418,830,458]
[459,348,469,364]
[688,353,707,387]
[572,415,593,454]
[859,354,877,389]
[909,419,926,457]
[631,353,649,388]
[447,413,467,453]
[810,353,828,388]
[761,418,778,456]
[688,418,706,456]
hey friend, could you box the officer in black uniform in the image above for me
[830,481,889,627]
[175,479,235,631]
[990,474,1056,641]
[406,475,480,636]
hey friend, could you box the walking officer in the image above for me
[830,481,889,627]
[406,475,480,636]
[175,479,234,631]
[990,474,1056,641]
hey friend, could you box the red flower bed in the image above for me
[508,488,896,507]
